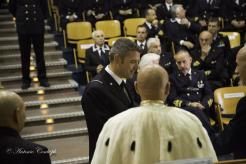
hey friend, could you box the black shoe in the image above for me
[40,81,50,87]
[21,82,30,89]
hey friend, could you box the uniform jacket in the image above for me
[190,46,229,84]
[142,22,162,39]
[86,0,110,15]
[168,69,213,109]
[0,127,51,164]
[92,103,217,164]
[59,0,83,18]
[85,44,110,77]
[164,19,202,50]
[159,52,177,74]
[8,0,48,34]
[224,0,246,22]
[81,69,136,161]
[156,3,172,22]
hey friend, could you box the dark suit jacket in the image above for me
[84,45,110,77]
[8,0,48,34]
[156,3,172,22]
[81,69,136,161]
[0,127,51,164]
[221,96,246,158]
[159,52,176,74]
[190,46,229,90]
[142,22,161,39]
[164,19,202,51]
[135,40,147,57]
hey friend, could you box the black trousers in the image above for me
[18,33,47,83]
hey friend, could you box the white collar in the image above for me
[105,66,126,86]
[137,40,146,46]
[165,3,173,8]
[145,21,152,29]
[92,44,110,52]
[175,18,181,24]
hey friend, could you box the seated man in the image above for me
[168,49,215,140]
[164,4,202,51]
[92,65,217,164]
[0,91,51,164]
[135,25,148,58]
[221,46,246,159]
[190,31,229,90]
[147,37,176,74]
[85,30,110,78]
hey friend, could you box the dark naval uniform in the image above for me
[190,46,229,90]
[0,127,51,164]
[168,69,214,139]
[85,0,111,26]
[159,52,176,74]
[82,69,136,162]
[8,0,49,86]
[84,44,110,77]
[59,0,83,29]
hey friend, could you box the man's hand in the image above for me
[96,64,104,73]
[190,102,205,110]
[152,19,159,28]
[181,18,190,27]
[182,41,194,49]
[201,44,211,55]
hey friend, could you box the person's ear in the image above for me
[134,81,139,94]
[165,82,170,96]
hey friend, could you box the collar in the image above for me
[145,21,152,29]
[213,33,218,40]
[175,18,181,24]
[92,44,110,52]
[165,3,173,8]
[140,100,165,106]
[105,66,126,86]
[137,40,146,46]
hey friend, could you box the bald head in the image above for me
[236,46,246,85]
[135,65,169,101]
[199,31,213,47]
[0,91,26,132]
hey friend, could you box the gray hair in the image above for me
[109,38,140,62]
[147,37,160,50]
[139,53,160,70]
[170,4,182,18]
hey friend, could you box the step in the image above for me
[53,157,89,164]
[0,58,66,70]
[36,136,89,161]
[1,74,75,90]
[0,14,13,21]
[25,111,84,126]
[0,70,72,82]
[0,64,69,78]
[0,50,63,63]
[0,41,58,54]
[0,33,54,45]
[26,104,83,117]
[21,127,87,141]
[0,9,9,14]
[21,89,80,102]
[25,96,81,108]
[9,79,78,94]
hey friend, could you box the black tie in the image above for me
[120,81,131,103]
[140,43,144,50]
[100,48,107,66]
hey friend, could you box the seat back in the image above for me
[215,159,246,164]
[219,32,241,48]
[107,37,135,47]
[123,18,146,36]
[67,22,92,41]
[76,39,95,63]
[214,86,246,115]
[214,86,246,130]
[95,20,121,38]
